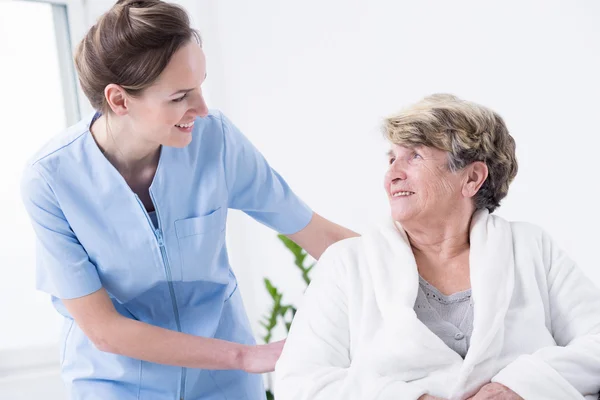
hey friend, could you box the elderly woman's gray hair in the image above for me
[383,94,518,213]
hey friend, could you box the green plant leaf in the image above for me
[262,234,315,350]
[277,234,303,257]
[264,278,278,298]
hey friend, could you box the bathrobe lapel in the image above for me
[362,210,516,398]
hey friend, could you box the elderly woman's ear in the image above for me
[462,161,489,199]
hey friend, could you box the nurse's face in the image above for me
[124,40,209,148]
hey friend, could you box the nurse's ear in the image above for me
[104,83,129,116]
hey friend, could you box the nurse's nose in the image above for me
[194,93,209,118]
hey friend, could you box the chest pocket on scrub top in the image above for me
[175,207,227,283]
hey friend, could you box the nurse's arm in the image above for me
[286,212,358,260]
[62,288,281,372]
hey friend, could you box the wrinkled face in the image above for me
[123,40,208,148]
[384,144,469,224]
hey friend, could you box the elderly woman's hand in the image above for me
[467,383,523,400]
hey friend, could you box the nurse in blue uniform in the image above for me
[20,1,356,399]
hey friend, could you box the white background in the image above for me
[207,0,600,340]
[1,0,599,398]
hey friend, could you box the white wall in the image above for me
[199,0,600,341]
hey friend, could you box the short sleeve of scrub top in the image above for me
[220,113,313,234]
[20,165,103,300]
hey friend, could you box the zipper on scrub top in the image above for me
[135,194,187,400]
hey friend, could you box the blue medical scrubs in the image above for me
[20,110,312,399]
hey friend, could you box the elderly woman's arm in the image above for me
[274,241,428,400]
[492,232,600,399]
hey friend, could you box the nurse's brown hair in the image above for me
[74,0,201,113]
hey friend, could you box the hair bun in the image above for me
[116,0,159,8]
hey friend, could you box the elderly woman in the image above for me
[274,94,600,400]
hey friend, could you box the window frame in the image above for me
[22,0,90,124]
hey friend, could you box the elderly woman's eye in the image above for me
[413,153,422,160]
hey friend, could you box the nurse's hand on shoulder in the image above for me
[467,383,523,400]
[240,339,285,373]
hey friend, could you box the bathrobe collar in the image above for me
[363,209,516,395]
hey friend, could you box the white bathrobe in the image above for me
[275,210,600,400]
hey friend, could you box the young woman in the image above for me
[20,1,356,398]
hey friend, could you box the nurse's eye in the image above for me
[172,93,188,103]
[388,157,396,165]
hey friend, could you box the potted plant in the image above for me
[261,235,315,399]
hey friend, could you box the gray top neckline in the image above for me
[418,276,472,304]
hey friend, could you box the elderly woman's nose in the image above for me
[388,160,407,176]
[386,169,406,185]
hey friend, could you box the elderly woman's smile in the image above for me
[391,191,415,197]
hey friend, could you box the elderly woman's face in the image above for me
[384,144,467,224]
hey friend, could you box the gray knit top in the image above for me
[413,276,474,358]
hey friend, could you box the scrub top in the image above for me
[20,110,313,400]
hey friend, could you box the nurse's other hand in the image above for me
[241,339,285,373]
[467,383,523,400]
